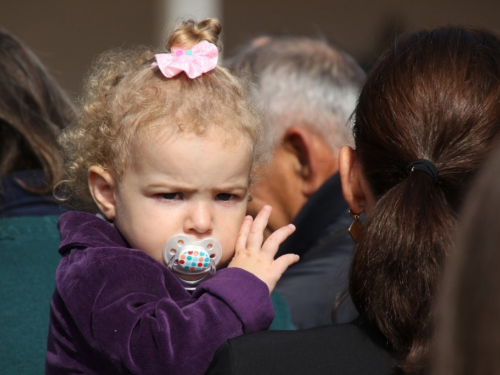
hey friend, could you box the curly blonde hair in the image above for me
[57,19,269,211]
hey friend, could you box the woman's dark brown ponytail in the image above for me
[349,27,500,373]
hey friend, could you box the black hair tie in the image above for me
[406,159,438,184]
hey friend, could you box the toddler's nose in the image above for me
[184,202,213,235]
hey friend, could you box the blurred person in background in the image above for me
[208,26,500,374]
[226,36,365,328]
[433,140,500,375]
[0,28,76,374]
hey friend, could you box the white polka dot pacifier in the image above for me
[163,234,222,290]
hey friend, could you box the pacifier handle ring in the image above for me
[174,262,217,291]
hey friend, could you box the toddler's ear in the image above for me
[88,166,117,219]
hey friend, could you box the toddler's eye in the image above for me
[216,193,234,201]
[161,193,181,200]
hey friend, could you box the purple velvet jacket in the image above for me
[46,212,273,375]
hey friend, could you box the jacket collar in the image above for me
[0,170,66,217]
[278,173,348,257]
[58,211,129,255]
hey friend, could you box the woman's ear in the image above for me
[339,146,369,214]
[88,166,117,219]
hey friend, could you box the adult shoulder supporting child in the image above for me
[207,26,500,375]
[46,19,298,375]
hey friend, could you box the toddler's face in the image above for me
[107,130,252,268]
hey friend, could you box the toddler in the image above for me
[46,19,298,375]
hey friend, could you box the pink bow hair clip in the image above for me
[152,40,218,79]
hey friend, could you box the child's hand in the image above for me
[228,205,299,293]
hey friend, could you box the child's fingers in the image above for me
[261,224,296,256]
[272,253,300,277]
[246,205,272,251]
[235,215,253,253]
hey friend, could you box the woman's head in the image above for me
[339,26,500,372]
[58,19,268,211]
[0,29,75,193]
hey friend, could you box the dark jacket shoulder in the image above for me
[206,319,398,375]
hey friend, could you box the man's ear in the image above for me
[339,146,368,214]
[88,166,117,219]
[282,126,337,197]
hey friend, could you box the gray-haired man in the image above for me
[226,36,365,329]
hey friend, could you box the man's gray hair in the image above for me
[225,36,366,153]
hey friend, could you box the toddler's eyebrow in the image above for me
[216,185,248,191]
[145,183,248,192]
[146,183,196,192]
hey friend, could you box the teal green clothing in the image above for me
[0,215,61,374]
[269,290,296,330]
